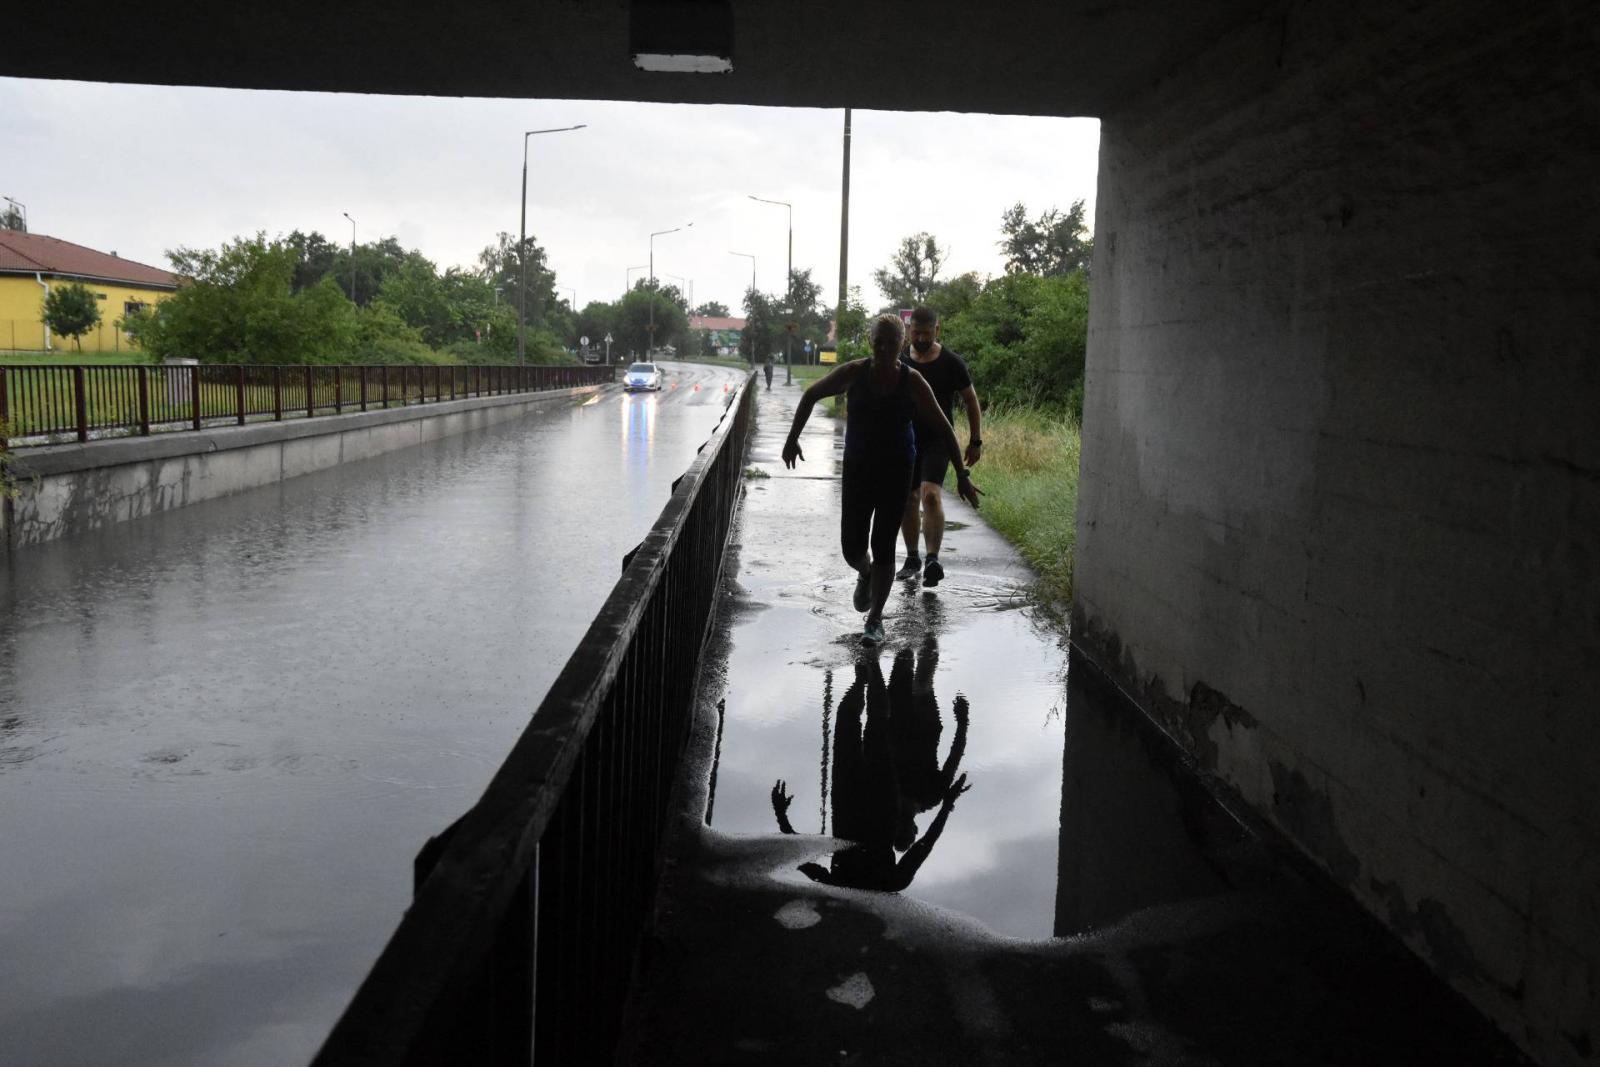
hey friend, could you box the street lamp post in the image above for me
[749,195,793,383]
[519,124,586,366]
[729,251,756,363]
[648,223,691,355]
[625,264,648,294]
[341,212,356,303]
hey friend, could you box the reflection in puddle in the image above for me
[768,637,970,892]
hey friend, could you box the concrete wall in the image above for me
[1073,4,1598,1063]
[2,386,600,552]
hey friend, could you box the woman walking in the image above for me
[782,314,981,645]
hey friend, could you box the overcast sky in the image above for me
[2,77,1098,314]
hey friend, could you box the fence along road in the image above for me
[0,361,749,1067]
[0,362,611,445]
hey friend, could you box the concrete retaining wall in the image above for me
[2,385,601,552]
[1074,4,1598,1064]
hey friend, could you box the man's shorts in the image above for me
[910,443,951,490]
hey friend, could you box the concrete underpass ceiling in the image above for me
[7,0,1265,117]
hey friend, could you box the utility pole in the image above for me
[837,109,852,347]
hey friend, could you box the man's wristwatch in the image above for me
[969,438,982,448]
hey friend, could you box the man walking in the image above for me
[897,307,982,586]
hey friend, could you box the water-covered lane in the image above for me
[0,361,747,1066]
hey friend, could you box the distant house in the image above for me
[688,314,747,357]
[0,232,180,354]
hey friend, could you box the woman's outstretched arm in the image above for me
[783,360,862,468]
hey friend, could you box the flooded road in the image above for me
[0,362,746,1066]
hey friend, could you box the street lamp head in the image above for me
[525,124,588,137]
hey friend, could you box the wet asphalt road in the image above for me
[0,361,747,1067]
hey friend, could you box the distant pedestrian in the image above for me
[763,353,774,389]
[782,314,981,646]
[897,307,982,587]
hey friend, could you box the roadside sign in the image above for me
[604,333,613,343]
[580,335,590,346]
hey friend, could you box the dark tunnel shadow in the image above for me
[770,633,970,892]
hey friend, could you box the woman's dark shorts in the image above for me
[842,456,914,565]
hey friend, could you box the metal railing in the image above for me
[0,363,615,446]
[313,372,757,1066]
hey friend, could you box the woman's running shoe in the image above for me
[861,620,886,646]
[852,569,872,612]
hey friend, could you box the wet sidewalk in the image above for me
[620,381,1524,1065]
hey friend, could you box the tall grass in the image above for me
[952,405,1081,606]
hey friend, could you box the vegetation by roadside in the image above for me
[950,407,1080,607]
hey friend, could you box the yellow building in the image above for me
[0,231,179,354]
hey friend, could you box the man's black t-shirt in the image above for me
[902,347,972,443]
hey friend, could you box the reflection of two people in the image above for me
[771,635,970,891]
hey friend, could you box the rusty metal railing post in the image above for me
[137,366,151,436]
[236,366,246,425]
[335,368,343,414]
[359,366,369,412]
[306,366,315,419]
[191,365,202,431]
[381,366,390,408]
[73,365,89,442]
[272,366,283,421]
[0,368,9,446]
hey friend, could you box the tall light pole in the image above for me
[558,285,577,311]
[342,212,356,303]
[749,194,793,383]
[520,124,586,366]
[625,264,649,294]
[729,251,756,363]
[648,223,691,355]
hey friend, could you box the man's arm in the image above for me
[909,373,982,508]
[960,384,983,468]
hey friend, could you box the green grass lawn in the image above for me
[948,406,1081,608]
[1,350,152,366]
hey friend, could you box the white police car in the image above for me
[624,362,663,391]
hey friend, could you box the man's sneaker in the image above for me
[923,556,945,587]
[852,569,873,612]
[861,620,886,647]
[896,555,921,580]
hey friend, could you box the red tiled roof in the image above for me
[0,231,179,289]
[689,315,746,331]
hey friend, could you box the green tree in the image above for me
[692,300,730,317]
[285,229,340,294]
[941,272,1090,418]
[873,232,946,309]
[42,283,103,350]
[740,288,777,361]
[833,285,870,361]
[925,271,985,321]
[614,282,689,357]
[477,232,558,333]
[999,200,1093,277]
[124,234,357,364]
